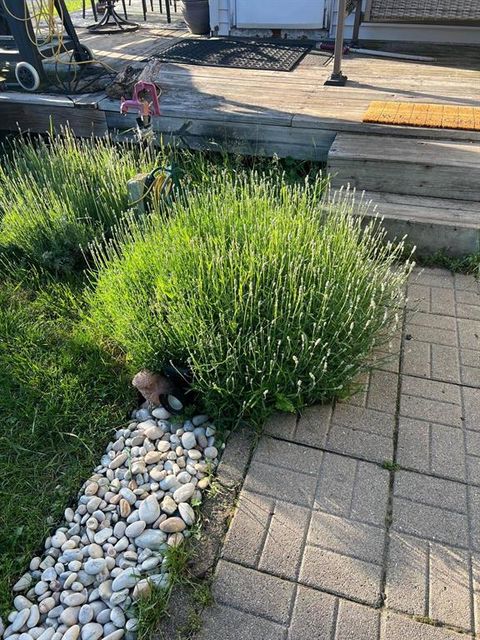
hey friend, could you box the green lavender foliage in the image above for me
[87,172,412,427]
[0,131,160,274]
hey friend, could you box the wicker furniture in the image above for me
[365,0,480,25]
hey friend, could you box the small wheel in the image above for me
[15,62,41,91]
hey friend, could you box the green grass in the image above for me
[0,272,132,615]
[65,0,84,12]
[87,171,413,428]
[415,250,480,277]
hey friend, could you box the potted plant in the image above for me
[182,0,210,35]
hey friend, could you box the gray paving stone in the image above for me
[222,490,274,568]
[213,560,295,625]
[460,349,480,368]
[244,460,317,507]
[407,283,432,313]
[349,461,390,526]
[392,497,469,548]
[431,287,457,316]
[462,365,480,387]
[288,586,380,640]
[325,420,393,464]
[458,318,480,351]
[386,533,473,631]
[428,542,472,631]
[407,311,457,332]
[216,425,253,489]
[394,471,467,513]
[259,500,310,580]
[467,486,480,551]
[198,604,286,640]
[294,404,331,449]
[457,302,480,321]
[254,437,322,476]
[404,321,457,346]
[333,403,396,437]
[402,376,461,406]
[463,387,480,431]
[456,289,480,306]
[454,273,480,293]
[403,340,431,379]
[295,401,395,463]
[314,452,357,518]
[288,586,336,640]
[264,412,297,440]
[299,544,383,605]
[366,369,399,413]
[431,344,461,384]
[346,371,370,408]
[470,554,480,634]
[467,456,480,487]
[400,393,463,427]
[314,455,389,526]
[412,268,454,289]
[381,611,470,639]
[386,532,428,615]
[397,418,466,482]
[308,511,385,565]
[335,598,381,640]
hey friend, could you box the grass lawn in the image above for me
[0,273,133,615]
[65,0,84,13]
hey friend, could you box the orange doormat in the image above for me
[363,101,480,131]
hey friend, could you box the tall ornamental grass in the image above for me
[88,172,412,426]
[0,131,161,274]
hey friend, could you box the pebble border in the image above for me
[0,405,219,640]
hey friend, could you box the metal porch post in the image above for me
[325,0,348,86]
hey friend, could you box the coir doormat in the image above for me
[154,38,311,72]
[363,100,480,131]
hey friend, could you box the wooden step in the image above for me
[328,134,480,202]
[353,191,480,257]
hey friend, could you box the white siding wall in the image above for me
[209,0,231,35]
[211,0,480,44]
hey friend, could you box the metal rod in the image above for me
[332,0,346,76]
[325,0,348,86]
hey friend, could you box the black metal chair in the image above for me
[129,0,177,23]
[83,0,129,22]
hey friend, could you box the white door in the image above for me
[236,0,327,28]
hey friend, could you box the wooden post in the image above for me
[325,0,348,86]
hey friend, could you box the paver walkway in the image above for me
[199,268,480,639]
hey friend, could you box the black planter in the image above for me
[183,0,210,35]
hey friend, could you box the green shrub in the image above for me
[0,131,161,274]
[87,172,412,426]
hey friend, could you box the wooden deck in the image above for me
[0,9,479,254]
[0,7,479,158]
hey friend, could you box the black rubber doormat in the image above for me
[154,38,312,71]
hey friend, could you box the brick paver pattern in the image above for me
[199,268,480,640]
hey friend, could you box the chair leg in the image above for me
[150,0,154,11]
[158,0,162,12]
[121,0,128,19]
[165,0,171,22]
[141,0,147,20]
[90,0,97,21]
